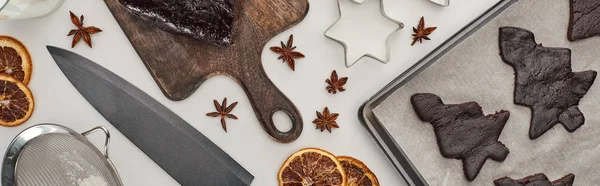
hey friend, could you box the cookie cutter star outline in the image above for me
[424,0,449,7]
[325,0,404,68]
[351,0,449,7]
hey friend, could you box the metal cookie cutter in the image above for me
[427,0,449,6]
[325,0,404,68]
[351,0,449,7]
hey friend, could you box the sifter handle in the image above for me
[82,126,111,158]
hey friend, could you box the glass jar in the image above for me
[0,0,64,21]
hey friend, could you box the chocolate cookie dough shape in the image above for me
[411,93,510,181]
[494,173,575,186]
[499,27,597,139]
[118,0,235,47]
[567,0,600,41]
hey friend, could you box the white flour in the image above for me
[59,150,109,186]
[77,175,108,186]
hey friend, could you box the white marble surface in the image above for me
[0,0,498,185]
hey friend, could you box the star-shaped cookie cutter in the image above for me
[325,0,404,68]
[351,0,449,7]
[426,0,449,6]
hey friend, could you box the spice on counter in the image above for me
[411,17,437,46]
[326,70,348,94]
[338,156,380,186]
[278,148,346,186]
[0,36,32,84]
[206,97,238,132]
[0,36,34,127]
[312,107,340,133]
[278,148,380,186]
[269,34,305,71]
[0,74,34,127]
[68,11,103,48]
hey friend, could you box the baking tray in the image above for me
[359,0,600,185]
[359,0,516,185]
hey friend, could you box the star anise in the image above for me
[270,34,305,71]
[312,107,340,133]
[411,17,437,46]
[206,98,238,132]
[68,11,102,48]
[326,70,348,94]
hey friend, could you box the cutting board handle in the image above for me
[239,68,303,143]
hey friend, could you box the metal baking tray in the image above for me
[359,0,517,185]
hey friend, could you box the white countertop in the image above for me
[0,0,499,185]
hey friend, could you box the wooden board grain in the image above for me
[103,0,309,143]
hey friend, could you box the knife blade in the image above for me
[47,46,254,186]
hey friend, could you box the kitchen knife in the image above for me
[47,46,254,186]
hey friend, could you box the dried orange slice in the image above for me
[278,148,346,186]
[0,74,34,127]
[0,36,32,85]
[338,156,380,186]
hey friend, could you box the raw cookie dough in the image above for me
[494,173,575,186]
[567,0,600,41]
[118,0,235,47]
[411,93,510,181]
[499,26,597,139]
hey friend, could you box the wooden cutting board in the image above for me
[103,0,309,143]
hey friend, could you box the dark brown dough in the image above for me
[118,0,235,47]
[494,173,575,186]
[411,93,510,182]
[568,0,600,41]
[499,27,597,139]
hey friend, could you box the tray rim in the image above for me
[358,0,518,185]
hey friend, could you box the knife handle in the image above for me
[239,67,303,143]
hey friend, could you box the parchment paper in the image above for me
[372,0,600,185]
